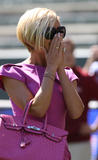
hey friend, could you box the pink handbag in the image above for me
[0,99,71,160]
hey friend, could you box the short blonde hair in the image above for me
[16,8,59,50]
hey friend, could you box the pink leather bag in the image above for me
[0,99,71,160]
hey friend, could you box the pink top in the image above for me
[0,63,78,129]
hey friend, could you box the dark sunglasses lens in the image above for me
[45,26,66,40]
[57,26,66,38]
[45,27,56,40]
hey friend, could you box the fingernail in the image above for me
[58,33,60,37]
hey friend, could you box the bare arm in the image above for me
[55,38,84,119]
[2,67,55,118]
[57,68,84,119]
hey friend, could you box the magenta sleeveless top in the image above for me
[0,63,78,129]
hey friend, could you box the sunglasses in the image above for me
[45,26,66,40]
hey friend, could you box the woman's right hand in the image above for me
[45,33,64,73]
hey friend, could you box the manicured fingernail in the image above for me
[58,33,60,37]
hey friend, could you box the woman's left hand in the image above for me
[57,40,69,72]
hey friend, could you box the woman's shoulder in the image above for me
[64,66,78,82]
[0,63,25,74]
[0,63,23,70]
[0,63,45,82]
[0,63,26,82]
[0,63,35,72]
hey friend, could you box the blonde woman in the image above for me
[0,8,84,159]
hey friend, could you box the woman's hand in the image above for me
[45,33,64,73]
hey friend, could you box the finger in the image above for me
[54,33,63,51]
[49,33,62,52]
[54,36,62,51]
[49,34,59,52]
[59,41,64,55]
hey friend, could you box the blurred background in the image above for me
[0,0,98,159]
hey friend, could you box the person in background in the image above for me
[88,100,98,160]
[83,45,98,73]
[0,8,84,159]
[64,38,98,160]
[88,58,98,160]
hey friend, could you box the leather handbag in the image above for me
[0,99,71,160]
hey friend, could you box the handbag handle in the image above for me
[22,99,47,130]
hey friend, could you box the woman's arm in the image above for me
[2,67,55,118]
[57,68,84,119]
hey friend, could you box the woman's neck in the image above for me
[23,50,47,67]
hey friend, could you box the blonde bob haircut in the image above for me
[16,7,59,51]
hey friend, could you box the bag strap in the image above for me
[22,99,47,130]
